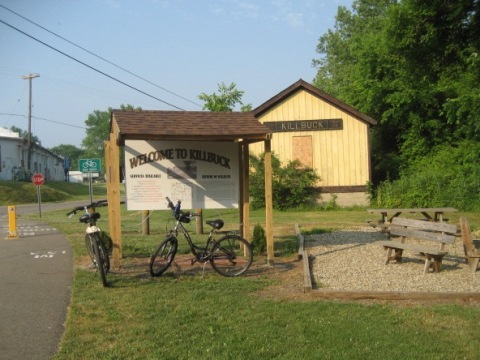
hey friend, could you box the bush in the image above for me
[370,140,480,211]
[249,153,321,210]
[251,224,266,255]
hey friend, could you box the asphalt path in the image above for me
[0,201,83,359]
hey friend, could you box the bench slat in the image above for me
[389,226,456,244]
[391,217,457,234]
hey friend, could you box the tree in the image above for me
[82,104,141,167]
[198,82,252,112]
[82,109,110,160]
[312,0,480,185]
[9,125,40,145]
[49,144,84,171]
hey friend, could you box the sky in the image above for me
[0,0,353,150]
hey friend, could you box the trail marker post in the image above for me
[79,158,101,203]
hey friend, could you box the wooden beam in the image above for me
[105,134,122,268]
[242,144,250,241]
[265,139,274,265]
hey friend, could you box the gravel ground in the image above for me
[306,227,480,292]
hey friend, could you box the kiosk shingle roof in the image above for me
[111,110,272,144]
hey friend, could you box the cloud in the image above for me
[270,0,316,30]
[229,1,260,18]
[284,11,305,29]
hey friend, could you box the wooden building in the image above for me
[250,79,377,206]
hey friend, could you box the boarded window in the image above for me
[292,136,312,168]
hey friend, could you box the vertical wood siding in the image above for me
[251,90,371,187]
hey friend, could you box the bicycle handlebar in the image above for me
[165,197,199,220]
[66,199,108,217]
[165,197,176,210]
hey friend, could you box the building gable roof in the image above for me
[111,110,272,145]
[253,79,377,126]
[0,127,20,138]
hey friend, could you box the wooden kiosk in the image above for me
[105,110,274,268]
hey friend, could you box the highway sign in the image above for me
[32,173,44,186]
[79,158,101,173]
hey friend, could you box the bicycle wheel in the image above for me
[210,235,253,277]
[86,234,110,273]
[149,236,178,277]
[91,234,108,287]
[97,239,110,273]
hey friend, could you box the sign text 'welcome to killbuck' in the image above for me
[124,140,239,210]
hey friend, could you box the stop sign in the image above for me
[32,173,45,186]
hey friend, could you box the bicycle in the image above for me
[149,197,253,277]
[67,199,112,287]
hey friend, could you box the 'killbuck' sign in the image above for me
[124,140,239,210]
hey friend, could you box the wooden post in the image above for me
[264,139,274,265]
[142,210,150,235]
[196,208,203,234]
[241,143,250,241]
[105,134,122,268]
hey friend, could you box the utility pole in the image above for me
[22,73,40,174]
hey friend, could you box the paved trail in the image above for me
[0,203,76,359]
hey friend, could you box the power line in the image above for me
[0,4,202,108]
[0,18,186,111]
[0,112,87,129]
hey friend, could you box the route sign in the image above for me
[32,173,44,186]
[79,158,101,173]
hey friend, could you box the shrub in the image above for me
[370,140,480,211]
[249,153,321,210]
[251,224,266,255]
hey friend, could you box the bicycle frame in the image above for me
[170,216,217,263]
[150,197,253,277]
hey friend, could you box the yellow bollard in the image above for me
[7,205,18,239]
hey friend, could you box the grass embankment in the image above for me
[0,180,109,204]
[3,181,480,359]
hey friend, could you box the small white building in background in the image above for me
[68,171,101,183]
[0,127,65,181]
[68,171,83,183]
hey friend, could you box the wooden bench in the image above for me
[459,217,480,273]
[377,217,458,273]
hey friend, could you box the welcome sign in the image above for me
[124,140,239,210]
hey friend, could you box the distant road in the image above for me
[0,200,106,217]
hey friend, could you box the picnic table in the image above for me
[367,207,458,224]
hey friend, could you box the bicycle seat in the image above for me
[206,219,224,230]
[79,212,100,223]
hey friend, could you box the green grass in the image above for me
[0,180,111,204]
[6,180,480,359]
[54,271,480,359]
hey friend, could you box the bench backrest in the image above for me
[390,217,458,245]
[459,217,476,254]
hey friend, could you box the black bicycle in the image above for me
[150,197,253,277]
[67,200,111,287]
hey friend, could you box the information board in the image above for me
[124,140,239,210]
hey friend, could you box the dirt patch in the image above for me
[111,254,304,280]
[77,253,312,300]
